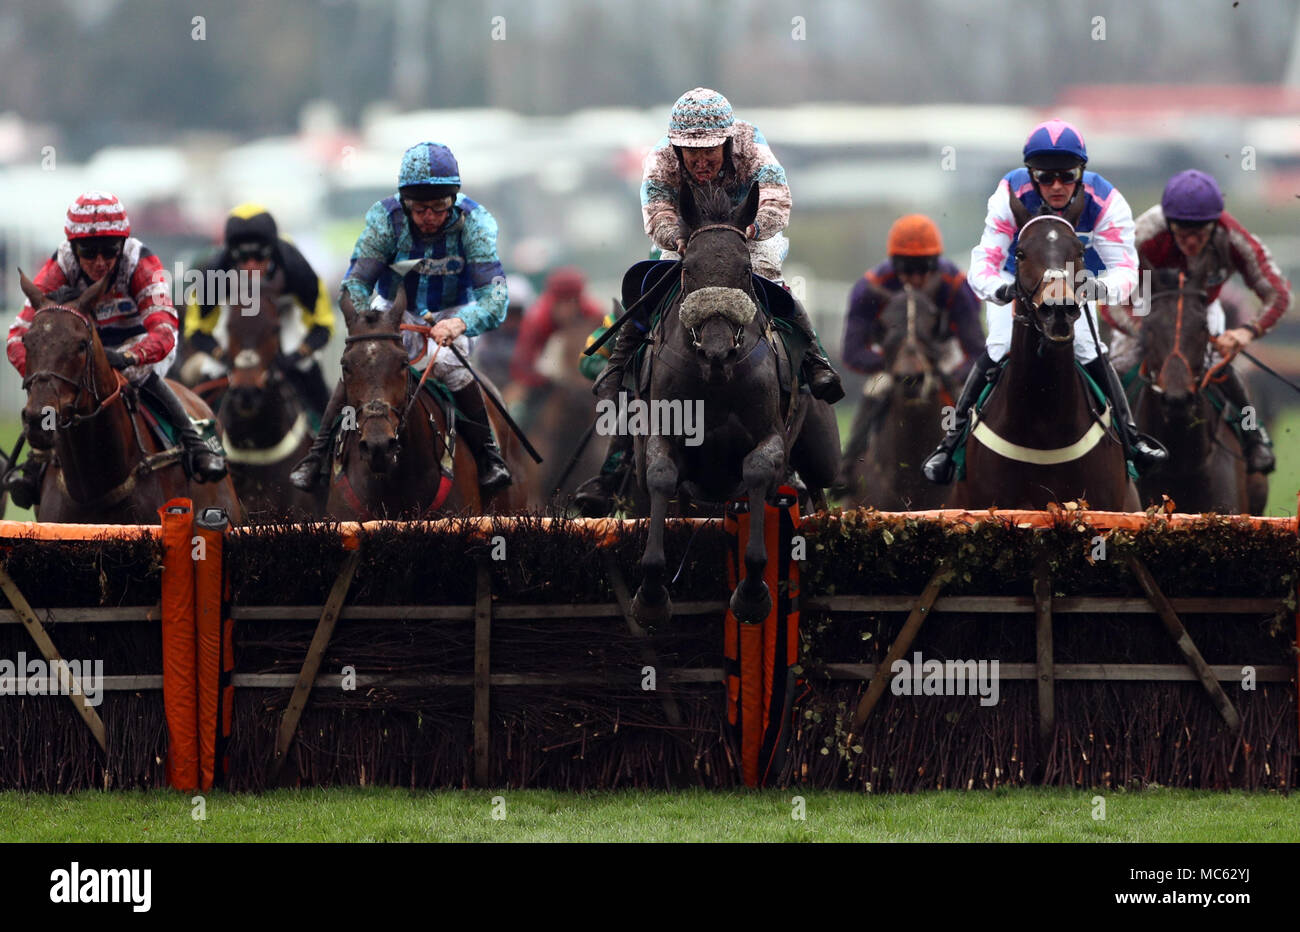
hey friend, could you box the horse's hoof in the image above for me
[730,581,772,625]
[631,587,673,629]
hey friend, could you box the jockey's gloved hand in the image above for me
[992,283,1016,305]
[104,348,135,370]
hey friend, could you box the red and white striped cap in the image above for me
[64,191,131,241]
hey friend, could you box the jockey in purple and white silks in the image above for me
[922,119,1168,484]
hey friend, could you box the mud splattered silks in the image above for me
[342,193,507,338]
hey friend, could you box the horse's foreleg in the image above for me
[730,433,783,624]
[632,434,678,627]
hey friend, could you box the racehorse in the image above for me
[631,182,840,626]
[952,194,1139,511]
[840,282,952,510]
[328,290,530,519]
[17,271,244,524]
[520,309,607,508]
[1131,267,1252,513]
[218,272,323,520]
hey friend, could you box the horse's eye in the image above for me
[80,340,90,353]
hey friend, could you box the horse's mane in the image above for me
[684,183,735,228]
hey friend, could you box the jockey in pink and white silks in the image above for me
[921,119,1168,484]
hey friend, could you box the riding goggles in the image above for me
[1030,166,1083,186]
[893,255,939,276]
[1168,219,1216,234]
[73,239,124,261]
[230,242,274,262]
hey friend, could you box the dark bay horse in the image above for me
[632,183,840,625]
[328,291,529,519]
[841,282,952,510]
[1132,267,1251,514]
[17,271,244,524]
[220,273,323,520]
[953,198,1138,511]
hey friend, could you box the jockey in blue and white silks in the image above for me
[291,141,513,493]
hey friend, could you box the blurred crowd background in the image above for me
[4,0,1300,508]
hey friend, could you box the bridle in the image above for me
[341,332,413,441]
[679,222,758,350]
[341,326,444,444]
[21,305,124,429]
[1140,271,1218,392]
[1011,215,1082,326]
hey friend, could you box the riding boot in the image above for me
[452,383,512,492]
[1217,365,1275,473]
[922,349,999,484]
[573,432,634,517]
[4,447,51,510]
[289,379,346,491]
[1083,355,1168,475]
[784,298,845,403]
[831,382,889,494]
[139,372,227,483]
[592,316,646,403]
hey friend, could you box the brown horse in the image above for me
[1132,267,1253,514]
[17,272,244,524]
[219,274,323,520]
[841,282,953,510]
[953,202,1138,511]
[327,291,529,519]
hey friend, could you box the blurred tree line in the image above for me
[0,0,1296,159]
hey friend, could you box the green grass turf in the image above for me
[0,787,1296,842]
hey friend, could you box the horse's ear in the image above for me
[679,182,701,232]
[1007,187,1033,230]
[865,282,893,307]
[339,289,358,329]
[74,274,111,318]
[611,297,622,317]
[387,281,408,327]
[732,181,760,233]
[1061,188,1087,228]
[18,269,50,309]
[922,270,944,302]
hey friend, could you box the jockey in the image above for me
[289,141,512,493]
[4,192,227,508]
[835,214,984,489]
[922,119,1168,484]
[594,86,844,405]
[509,266,605,393]
[183,203,336,418]
[1118,169,1291,473]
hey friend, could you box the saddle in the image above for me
[135,389,225,461]
[952,361,1129,480]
